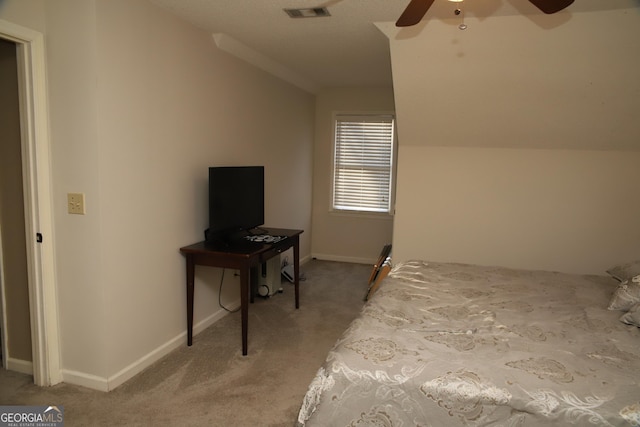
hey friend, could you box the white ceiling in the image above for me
[148,0,637,91]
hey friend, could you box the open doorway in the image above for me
[0,18,61,386]
[0,37,33,374]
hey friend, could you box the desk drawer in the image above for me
[259,241,291,263]
[259,247,284,263]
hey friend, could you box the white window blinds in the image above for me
[332,114,395,213]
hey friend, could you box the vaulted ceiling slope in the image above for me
[149,0,638,91]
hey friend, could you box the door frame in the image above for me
[0,18,61,386]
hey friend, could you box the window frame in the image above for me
[330,112,397,217]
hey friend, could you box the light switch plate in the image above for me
[67,193,85,215]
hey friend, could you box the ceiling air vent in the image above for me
[284,7,331,18]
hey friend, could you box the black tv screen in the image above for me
[207,166,264,242]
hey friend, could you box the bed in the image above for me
[297,260,640,426]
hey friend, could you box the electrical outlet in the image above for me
[67,193,86,215]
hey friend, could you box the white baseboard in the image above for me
[311,253,374,265]
[6,357,33,375]
[61,369,110,392]
[62,300,240,392]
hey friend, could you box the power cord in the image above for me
[218,268,240,313]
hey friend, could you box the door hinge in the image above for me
[36,233,43,243]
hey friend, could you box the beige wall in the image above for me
[394,146,640,274]
[311,87,395,263]
[0,38,32,363]
[94,0,314,381]
[380,6,640,274]
[1,0,314,389]
[42,0,106,380]
[0,0,46,31]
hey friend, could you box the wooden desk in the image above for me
[179,228,303,355]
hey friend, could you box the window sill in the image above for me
[329,209,394,221]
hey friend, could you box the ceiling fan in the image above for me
[396,0,575,26]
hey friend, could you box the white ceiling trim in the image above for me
[212,33,319,94]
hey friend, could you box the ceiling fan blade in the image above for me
[396,0,436,27]
[528,0,574,14]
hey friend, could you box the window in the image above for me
[332,113,395,214]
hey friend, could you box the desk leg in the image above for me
[240,267,249,356]
[250,266,259,304]
[294,236,300,309]
[186,254,195,346]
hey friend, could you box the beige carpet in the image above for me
[0,260,370,426]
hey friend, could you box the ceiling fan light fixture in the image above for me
[397,0,572,28]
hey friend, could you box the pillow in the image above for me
[620,302,640,327]
[608,275,640,311]
[606,259,640,282]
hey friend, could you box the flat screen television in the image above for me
[206,166,265,243]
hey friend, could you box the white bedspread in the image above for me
[297,260,640,426]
